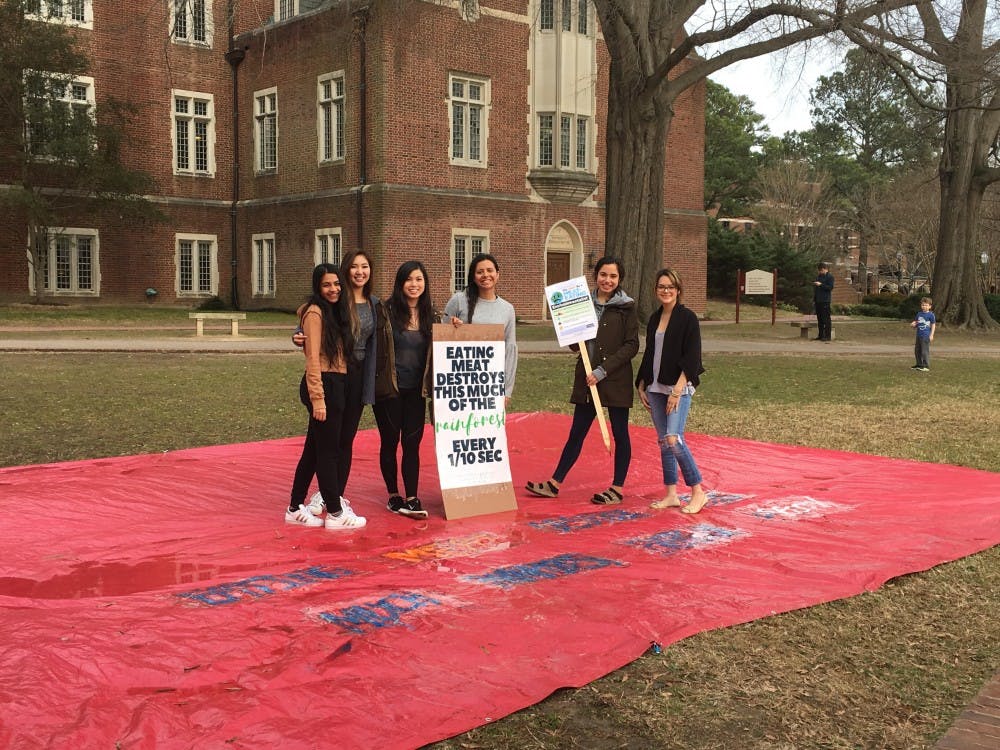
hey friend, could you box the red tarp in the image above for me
[1,412,998,749]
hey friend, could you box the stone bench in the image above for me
[789,321,835,340]
[189,312,246,337]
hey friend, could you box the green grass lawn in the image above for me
[0,308,997,750]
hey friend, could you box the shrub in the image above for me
[853,304,903,318]
[985,294,1000,322]
[862,292,906,308]
[197,296,229,311]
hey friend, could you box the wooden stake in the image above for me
[578,343,612,455]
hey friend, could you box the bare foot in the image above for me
[681,491,709,514]
[650,495,681,509]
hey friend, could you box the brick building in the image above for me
[0,0,706,318]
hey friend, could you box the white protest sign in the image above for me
[431,324,517,519]
[544,276,598,348]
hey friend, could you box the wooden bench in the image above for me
[790,321,835,340]
[189,312,246,337]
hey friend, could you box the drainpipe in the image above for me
[353,7,368,250]
[225,5,245,309]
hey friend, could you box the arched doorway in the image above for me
[543,221,584,318]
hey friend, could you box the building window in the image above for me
[172,91,214,176]
[537,112,589,170]
[315,228,343,266]
[25,0,91,27]
[252,233,276,297]
[539,0,553,29]
[538,113,554,167]
[576,116,588,169]
[254,88,278,173]
[176,234,217,296]
[35,228,99,296]
[578,0,588,34]
[317,73,345,164]
[171,0,211,46]
[561,0,571,30]
[449,74,488,167]
[24,73,95,159]
[560,115,572,167]
[276,0,296,20]
[452,231,488,293]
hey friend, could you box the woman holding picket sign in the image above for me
[526,256,639,505]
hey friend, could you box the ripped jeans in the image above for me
[647,390,702,488]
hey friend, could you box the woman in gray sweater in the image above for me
[443,253,518,405]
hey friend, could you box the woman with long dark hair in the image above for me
[442,252,518,403]
[305,249,379,514]
[373,261,436,519]
[286,264,366,529]
[526,256,639,504]
[636,268,709,514]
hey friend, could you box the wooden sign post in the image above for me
[431,323,518,520]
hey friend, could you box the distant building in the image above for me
[0,0,706,316]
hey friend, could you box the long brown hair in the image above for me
[339,249,374,340]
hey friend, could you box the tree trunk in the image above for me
[933,91,999,329]
[604,66,673,318]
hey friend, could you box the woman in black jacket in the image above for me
[635,268,709,514]
[526,257,639,505]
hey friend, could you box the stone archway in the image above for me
[543,221,584,319]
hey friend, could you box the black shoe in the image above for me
[388,495,428,519]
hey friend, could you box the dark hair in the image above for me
[593,256,624,284]
[306,263,352,363]
[340,249,374,339]
[655,268,683,302]
[387,260,434,337]
[465,252,500,323]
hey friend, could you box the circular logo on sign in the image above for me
[550,291,563,304]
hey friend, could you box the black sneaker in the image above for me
[386,494,404,513]
[398,497,428,519]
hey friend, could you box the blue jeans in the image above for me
[647,390,702,488]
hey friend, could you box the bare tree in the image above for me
[591,0,916,314]
[842,0,1000,327]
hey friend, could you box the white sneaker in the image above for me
[285,504,323,527]
[325,499,367,530]
[306,491,326,516]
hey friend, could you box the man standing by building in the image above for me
[813,262,834,341]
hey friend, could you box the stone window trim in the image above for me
[317,71,346,165]
[254,87,278,174]
[252,232,276,298]
[175,232,218,297]
[448,73,490,168]
[170,0,213,47]
[171,89,216,177]
[31,227,100,296]
[451,229,489,293]
[315,227,343,266]
[25,0,92,29]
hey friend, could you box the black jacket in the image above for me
[635,303,704,390]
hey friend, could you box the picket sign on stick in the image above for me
[543,277,612,455]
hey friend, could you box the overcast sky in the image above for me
[708,53,840,136]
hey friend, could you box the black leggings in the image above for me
[337,364,365,498]
[552,402,632,487]
[290,372,345,513]
[372,387,427,498]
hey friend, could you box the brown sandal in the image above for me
[591,487,623,505]
[526,480,559,498]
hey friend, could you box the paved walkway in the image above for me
[1,329,998,356]
[935,671,1000,749]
